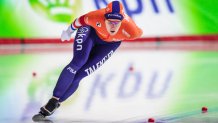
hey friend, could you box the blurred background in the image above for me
[0,0,218,122]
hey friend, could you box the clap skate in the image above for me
[32,98,60,122]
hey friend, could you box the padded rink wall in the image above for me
[0,0,218,122]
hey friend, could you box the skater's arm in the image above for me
[71,14,87,30]
[61,14,88,42]
[61,9,102,42]
[69,9,104,31]
[123,15,143,40]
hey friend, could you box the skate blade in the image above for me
[32,114,53,123]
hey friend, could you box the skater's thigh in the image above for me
[71,26,94,67]
[73,41,121,81]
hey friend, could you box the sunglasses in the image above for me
[107,20,121,25]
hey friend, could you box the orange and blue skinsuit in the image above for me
[53,1,143,102]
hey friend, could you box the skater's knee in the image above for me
[69,57,88,69]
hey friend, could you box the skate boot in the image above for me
[32,98,60,122]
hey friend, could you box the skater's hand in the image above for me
[61,25,76,42]
[61,30,72,42]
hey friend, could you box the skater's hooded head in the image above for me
[104,1,124,21]
[104,1,124,35]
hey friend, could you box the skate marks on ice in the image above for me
[0,118,116,123]
[32,116,119,123]
[32,118,119,123]
[159,112,218,123]
[159,107,218,123]
[2,108,218,123]
[35,112,218,123]
[119,107,218,123]
[1,114,218,123]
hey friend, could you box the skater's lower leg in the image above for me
[38,60,86,117]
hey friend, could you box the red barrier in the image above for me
[0,34,218,55]
[0,34,218,44]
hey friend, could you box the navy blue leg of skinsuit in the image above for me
[53,26,121,102]
[34,27,121,119]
